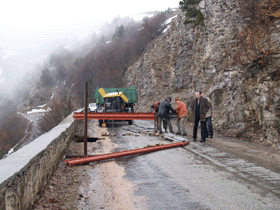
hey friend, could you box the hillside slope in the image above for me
[124,1,280,148]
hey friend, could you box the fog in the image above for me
[0,0,179,96]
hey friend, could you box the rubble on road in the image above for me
[122,132,140,137]
[164,133,188,142]
[101,132,116,136]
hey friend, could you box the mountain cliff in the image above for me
[124,0,280,148]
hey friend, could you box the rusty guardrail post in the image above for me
[84,82,88,157]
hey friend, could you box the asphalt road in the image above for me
[77,120,280,210]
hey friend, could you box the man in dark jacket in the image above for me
[150,102,167,133]
[158,97,176,134]
[190,91,210,142]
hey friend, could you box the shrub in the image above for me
[234,0,279,73]
[0,130,10,158]
[260,0,280,19]
[38,98,73,133]
[179,0,204,25]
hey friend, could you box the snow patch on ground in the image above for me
[163,25,170,33]
[162,15,177,33]
[163,15,177,25]
[137,27,145,31]
[38,103,46,108]
[50,92,54,100]
[27,109,47,114]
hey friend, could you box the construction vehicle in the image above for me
[95,85,138,126]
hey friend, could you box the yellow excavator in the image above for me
[96,87,137,126]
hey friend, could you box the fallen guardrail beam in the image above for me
[73,112,179,120]
[164,133,188,143]
[64,141,189,166]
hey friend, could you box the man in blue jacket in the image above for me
[158,97,176,134]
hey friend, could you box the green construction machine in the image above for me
[94,85,138,126]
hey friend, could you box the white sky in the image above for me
[1,0,179,57]
[0,0,179,95]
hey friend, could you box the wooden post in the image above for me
[84,82,88,157]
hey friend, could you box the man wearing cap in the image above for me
[174,98,187,136]
[158,97,176,134]
[190,91,210,142]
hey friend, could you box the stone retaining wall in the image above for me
[0,115,79,210]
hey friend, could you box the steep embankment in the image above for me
[124,0,280,147]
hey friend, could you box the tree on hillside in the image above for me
[38,99,69,133]
[143,16,149,23]
[112,25,125,41]
[0,98,29,158]
[0,129,10,158]
[40,67,54,87]
[179,0,204,25]
[0,99,17,127]
[142,12,168,39]
[98,35,106,45]
[55,66,66,81]
[74,58,81,67]
[87,78,96,103]
[165,7,174,15]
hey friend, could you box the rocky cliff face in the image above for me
[124,0,280,148]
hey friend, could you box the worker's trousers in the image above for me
[206,116,213,138]
[158,116,172,134]
[154,112,159,132]
[193,118,207,140]
[177,117,186,134]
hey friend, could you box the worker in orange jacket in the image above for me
[175,97,187,136]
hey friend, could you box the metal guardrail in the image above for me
[73,112,155,120]
[73,112,178,120]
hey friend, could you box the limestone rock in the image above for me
[124,1,280,148]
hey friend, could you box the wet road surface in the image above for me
[80,120,280,210]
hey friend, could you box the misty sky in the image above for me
[1,0,179,57]
[0,0,179,95]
